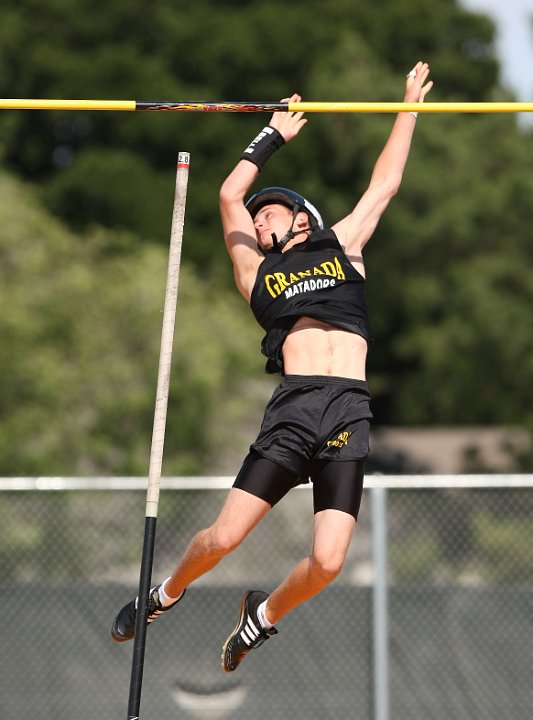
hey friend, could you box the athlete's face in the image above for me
[253,204,293,249]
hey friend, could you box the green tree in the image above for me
[1,0,533,472]
[0,0,501,274]
[301,36,533,436]
[0,170,265,475]
[364,111,533,433]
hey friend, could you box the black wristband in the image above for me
[240,126,286,170]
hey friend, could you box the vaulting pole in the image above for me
[127,152,190,720]
[0,99,533,113]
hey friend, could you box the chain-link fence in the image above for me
[1,476,532,720]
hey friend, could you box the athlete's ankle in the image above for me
[257,598,274,629]
[159,578,185,607]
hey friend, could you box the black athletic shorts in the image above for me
[233,375,372,517]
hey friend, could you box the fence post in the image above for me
[371,486,389,720]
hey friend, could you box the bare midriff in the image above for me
[282,316,367,380]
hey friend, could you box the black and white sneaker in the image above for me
[111,585,185,643]
[221,590,278,672]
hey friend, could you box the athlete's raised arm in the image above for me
[333,62,433,259]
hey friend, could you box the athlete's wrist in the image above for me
[240,126,286,171]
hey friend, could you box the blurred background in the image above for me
[1,0,533,718]
[2,0,533,478]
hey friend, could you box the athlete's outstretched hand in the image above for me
[269,93,307,142]
[404,61,433,104]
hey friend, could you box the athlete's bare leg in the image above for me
[264,508,356,625]
[164,488,271,598]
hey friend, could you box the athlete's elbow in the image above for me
[370,173,403,201]
[219,180,240,206]
[220,168,254,207]
[384,172,403,197]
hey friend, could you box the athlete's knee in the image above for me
[205,523,244,556]
[310,549,346,583]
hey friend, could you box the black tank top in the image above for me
[250,228,370,374]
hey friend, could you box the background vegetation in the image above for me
[1,0,533,476]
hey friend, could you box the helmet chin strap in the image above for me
[271,206,312,252]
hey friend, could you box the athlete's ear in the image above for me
[295,211,311,230]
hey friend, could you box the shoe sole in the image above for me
[221,590,252,672]
[111,628,132,643]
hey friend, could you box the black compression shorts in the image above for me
[233,375,372,517]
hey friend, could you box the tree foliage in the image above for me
[0,0,500,268]
[0,170,265,475]
[1,0,533,474]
